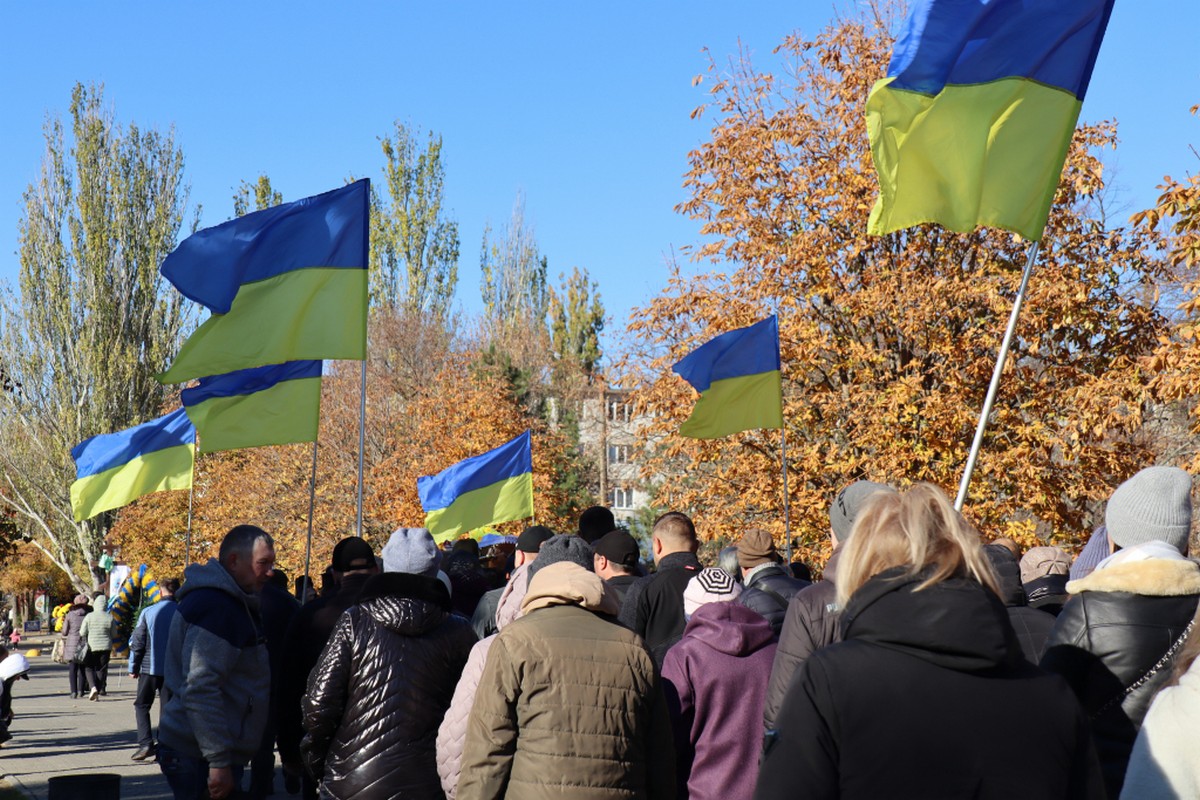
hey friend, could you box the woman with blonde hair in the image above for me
[1120,605,1200,798]
[754,483,1102,800]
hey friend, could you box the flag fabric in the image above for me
[866,0,1116,242]
[70,408,195,522]
[673,316,783,439]
[158,180,369,384]
[418,431,534,543]
[181,361,323,453]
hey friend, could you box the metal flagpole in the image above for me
[781,425,793,567]
[955,240,1040,511]
[304,438,318,603]
[356,359,367,537]
[185,429,196,566]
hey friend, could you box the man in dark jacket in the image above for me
[278,536,380,800]
[471,525,552,639]
[1041,466,1200,800]
[736,528,809,634]
[619,511,701,665]
[593,529,642,607]
[764,480,894,730]
[250,570,301,799]
[158,525,275,800]
[302,527,475,800]
[982,544,1055,662]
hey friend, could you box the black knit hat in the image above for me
[517,525,555,554]
[528,534,594,577]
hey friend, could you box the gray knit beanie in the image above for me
[830,480,896,541]
[381,527,440,576]
[528,534,593,577]
[1105,466,1193,554]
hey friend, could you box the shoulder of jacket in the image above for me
[1067,559,1200,597]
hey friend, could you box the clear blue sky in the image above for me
[2,2,1197,359]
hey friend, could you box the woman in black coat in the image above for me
[755,484,1103,800]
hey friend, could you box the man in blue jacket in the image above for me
[128,577,180,761]
[158,525,275,800]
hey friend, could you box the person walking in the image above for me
[458,560,675,800]
[1041,466,1200,799]
[59,594,91,699]
[79,593,114,700]
[158,525,275,800]
[301,527,476,800]
[663,568,774,800]
[128,578,180,761]
[755,484,1102,800]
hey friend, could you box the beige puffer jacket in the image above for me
[436,562,531,799]
[457,562,676,800]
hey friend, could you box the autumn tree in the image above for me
[0,83,195,591]
[233,174,283,218]
[623,17,1172,562]
[549,266,605,380]
[480,192,549,334]
[368,122,460,316]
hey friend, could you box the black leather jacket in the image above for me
[301,573,477,800]
[1040,556,1200,799]
[739,564,810,635]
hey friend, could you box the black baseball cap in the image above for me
[593,530,640,569]
[332,537,376,572]
[517,525,555,553]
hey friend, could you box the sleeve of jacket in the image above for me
[128,615,149,674]
[437,637,492,800]
[645,674,679,800]
[300,609,355,781]
[457,635,520,800]
[1038,595,1092,699]
[470,592,499,641]
[753,657,838,800]
[79,615,91,643]
[619,576,649,633]
[660,649,693,799]
[765,594,819,730]
[179,603,252,768]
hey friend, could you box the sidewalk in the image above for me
[0,636,171,799]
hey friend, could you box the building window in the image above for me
[612,486,634,509]
[608,444,631,464]
[607,397,631,423]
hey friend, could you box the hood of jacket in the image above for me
[356,571,451,636]
[1066,550,1200,598]
[682,599,776,656]
[983,545,1027,607]
[91,593,108,612]
[495,562,530,630]
[841,566,1019,672]
[522,562,620,617]
[176,558,260,614]
[822,547,841,584]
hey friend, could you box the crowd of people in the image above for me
[51,466,1200,799]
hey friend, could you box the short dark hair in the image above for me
[219,525,273,564]
[653,511,697,549]
[160,578,181,596]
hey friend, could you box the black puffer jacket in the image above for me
[1040,555,1200,800]
[983,545,1056,662]
[755,568,1103,800]
[301,572,477,800]
[738,564,810,635]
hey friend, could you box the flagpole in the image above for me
[304,438,318,603]
[955,240,1040,511]
[186,430,196,566]
[780,425,792,568]
[356,359,366,537]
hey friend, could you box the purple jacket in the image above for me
[662,601,777,800]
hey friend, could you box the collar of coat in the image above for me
[358,571,452,611]
[1066,558,1200,597]
[522,562,620,617]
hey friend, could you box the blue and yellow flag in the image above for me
[867,0,1115,242]
[418,431,534,543]
[673,316,783,439]
[158,180,368,384]
[181,361,323,453]
[70,408,196,521]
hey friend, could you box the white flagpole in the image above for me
[955,240,1040,511]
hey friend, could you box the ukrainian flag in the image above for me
[158,180,368,384]
[70,408,196,522]
[673,316,783,439]
[181,361,323,453]
[867,0,1115,242]
[418,431,534,543]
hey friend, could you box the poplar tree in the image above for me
[0,83,195,590]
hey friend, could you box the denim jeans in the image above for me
[157,743,245,800]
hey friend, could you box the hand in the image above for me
[129,673,138,679]
[207,766,235,800]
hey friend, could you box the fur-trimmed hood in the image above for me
[1067,558,1200,598]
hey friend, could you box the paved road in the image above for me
[0,636,172,799]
